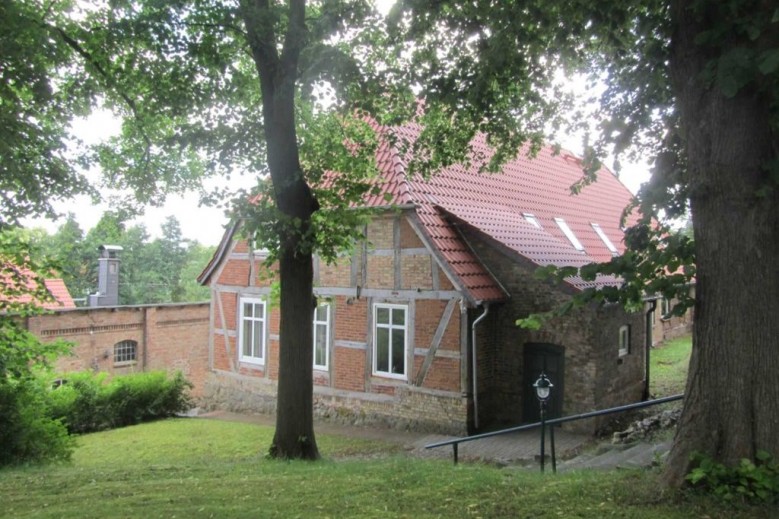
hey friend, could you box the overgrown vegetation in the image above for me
[0,418,772,518]
[47,370,192,434]
[687,450,779,504]
[1,234,75,467]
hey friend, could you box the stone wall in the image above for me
[459,228,647,434]
[203,370,468,434]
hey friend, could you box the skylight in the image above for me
[523,213,541,228]
[591,223,619,255]
[554,218,585,251]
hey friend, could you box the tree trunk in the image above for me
[270,244,320,459]
[664,0,779,485]
[241,0,320,460]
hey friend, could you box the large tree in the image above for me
[389,0,778,484]
[6,0,398,459]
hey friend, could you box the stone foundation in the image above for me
[202,370,467,435]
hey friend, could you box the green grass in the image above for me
[0,417,772,518]
[650,334,692,397]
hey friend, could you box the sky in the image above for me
[22,1,652,247]
[23,113,652,248]
[23,107,651,247]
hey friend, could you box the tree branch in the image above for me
[48,24,153,174]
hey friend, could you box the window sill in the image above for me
[372,372,408,382]
[114,360,137,367]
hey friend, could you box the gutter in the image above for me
[471,303,490,430]
[644,298,658,401]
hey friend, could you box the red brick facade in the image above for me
[200,210,651,434]
[26,303,210,397]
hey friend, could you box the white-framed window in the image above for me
[114,340,137,364]
[313,302,331,370]
[239,297,267,364]
[523,213,542,228]
[618,325,631,357]
[591,222,619,255]
[554,217,585,251]
[661,298,671,319]
[373,303,408,379]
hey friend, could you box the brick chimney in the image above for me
[89,245,122,307]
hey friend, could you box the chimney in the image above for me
[89,245,122,307]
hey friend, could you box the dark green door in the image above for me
[523,343,564,423]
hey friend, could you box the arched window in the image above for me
[114,340,137,364]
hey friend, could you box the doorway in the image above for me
[522,343,564,423]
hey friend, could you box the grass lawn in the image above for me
[0,417,772,518]
[650,334,692,397]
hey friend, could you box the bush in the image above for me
[687,450,779,503]
[49,370,192,434]
[0,378,73,467]
[106,371,193,428]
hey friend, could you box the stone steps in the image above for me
[558,440,672,472]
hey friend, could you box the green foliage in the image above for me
[0,377,74,467]
[0,0,96,226]
[687,451,779,503]
[20,213,214,304]
[48,370,192,434]
[0,230,75,467]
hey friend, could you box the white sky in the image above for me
[23,115,650,247]
[22,1,651,247]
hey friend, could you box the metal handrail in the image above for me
[425,393,684,465]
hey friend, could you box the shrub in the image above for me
[106,371,193,428]
[48,370,192,434]
[687,450,779,503]
[0,378,73,467]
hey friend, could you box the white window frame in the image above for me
[591,222,619,255]
[238,296,267,365]
[372,303,408,379]
[313,302,331,370]
[523,213,542,228]
[554,217,585,251]
[661,297,672,319]
[618,324,630,357]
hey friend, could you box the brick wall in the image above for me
[27,303,210,397]
[203,211,469,433]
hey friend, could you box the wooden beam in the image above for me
[415,298,458,386]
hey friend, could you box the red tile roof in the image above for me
[42,278,77,309]
[1,259,76,310]
[369,123,636,297]
[202,122,636,301]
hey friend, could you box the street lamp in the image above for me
[533,373,556,473]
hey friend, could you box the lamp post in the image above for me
[533,373,556,473]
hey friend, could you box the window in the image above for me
[239,297,267,364]
[591,223,619,255]
[523,213,542,228]
[373,303,408,378]
[618,325,630,357]
[114,340,137,364]
[661,298,671,319]
[313,302,331,370]
[554,218,585,251]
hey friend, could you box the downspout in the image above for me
[471,303,489,430]
[644,299,658,401]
